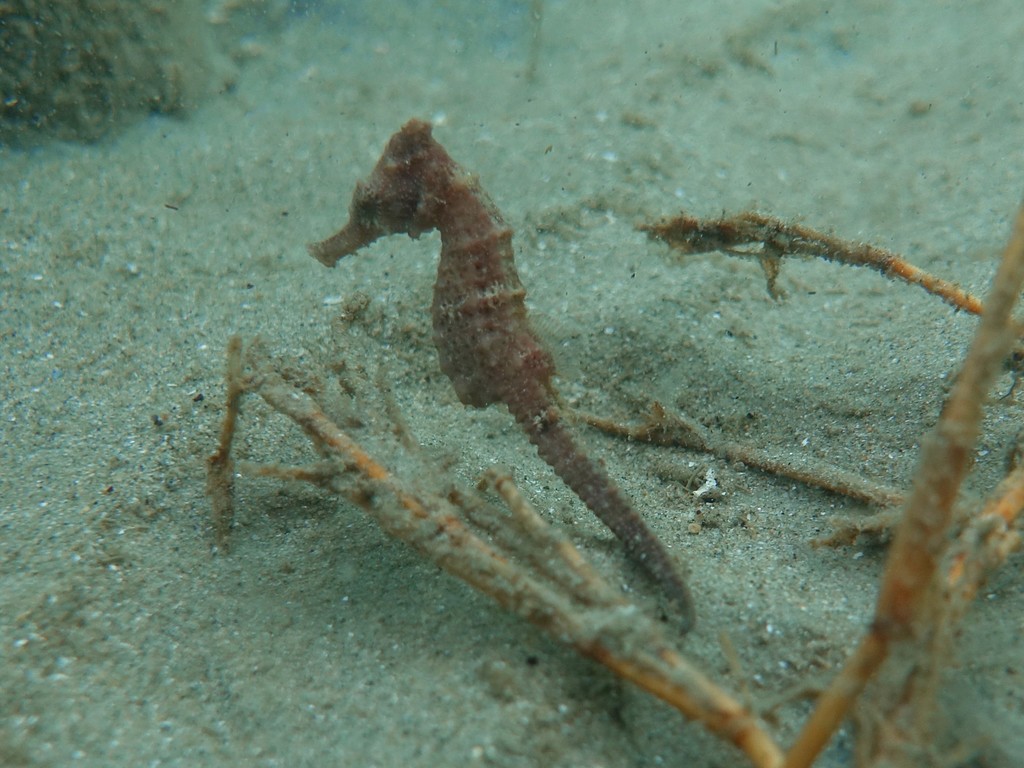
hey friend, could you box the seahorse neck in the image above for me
[431,174,505,249]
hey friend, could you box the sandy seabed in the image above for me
[2,1,1022,766]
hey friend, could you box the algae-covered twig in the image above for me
[581,401,905,509]
[206,338,782,767]
[641,210,986,311]
[206,335,244,551]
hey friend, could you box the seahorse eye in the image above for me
[354,195,381,226]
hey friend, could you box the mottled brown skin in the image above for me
[309,119,695,631]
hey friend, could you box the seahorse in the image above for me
[308,119,695,631]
